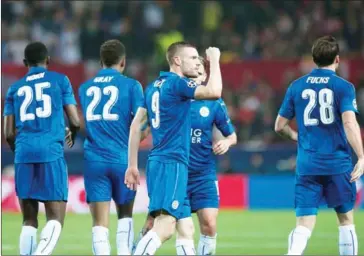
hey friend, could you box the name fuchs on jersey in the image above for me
[306,76,330,84]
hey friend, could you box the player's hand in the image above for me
[205,47,221,62]
[65,127,74,148]
[213,139,231,155]
[350,157,364,182]
[125,166,140,191]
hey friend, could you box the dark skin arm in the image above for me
[64,105,80,148]
[4,115,16,152]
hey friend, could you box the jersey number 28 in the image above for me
[302,88,334,126]
[18,82,51,122]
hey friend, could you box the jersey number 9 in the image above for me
[151,91,160,129]
[302,88,334,126]
[86,86,119,121]
[18,82,52,122]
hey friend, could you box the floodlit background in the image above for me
[2,1,364,255]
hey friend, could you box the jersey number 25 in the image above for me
[18,82,51,122]
[302,88,334,126]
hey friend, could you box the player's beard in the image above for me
[184,70,199,79]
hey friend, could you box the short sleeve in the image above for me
[278,85,295,119]
[214,100,235,137]
[339,82,358,114]
[3,87,14,116]
[61,76,77,106]
[131,80,145,116]
[173,77,197,99]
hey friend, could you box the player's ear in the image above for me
[119,57,126,73]
[335,55,340,64]
[120,56,126,69]
[174,56,182,66]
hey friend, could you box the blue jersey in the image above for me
[79,68,144,164]
[189,99,234,179]
[144,72,197,165]
[3,67,77,163]
[279,68,358,175]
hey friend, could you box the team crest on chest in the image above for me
[199,106,210,117]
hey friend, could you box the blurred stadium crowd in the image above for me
[2,0,364,146]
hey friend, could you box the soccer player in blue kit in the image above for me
[78,40,145,255]
[275,36,363,255]
[125,42,223,255]
[3,42,80,255]
[132,57,237,255]
[186,58,237,255]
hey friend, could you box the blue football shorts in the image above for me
[146,159,190,220]
[84,161,136,205]
[295,171,356,216]
[15,157,68,202]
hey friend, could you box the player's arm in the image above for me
[129,107,147,166]
[343,111,364,182]
[62,76,80,147]
[212,100,237,155]
[125,107,147,190]
[3,87,16,152]
[194,47,222,100]
[64,105,80,147]
[343,111,363,160]
[274,115,297,142]
[339,82,364,181]
[4,115,16,152]
[275,85,297,141]
[131,80,149,141]
[212,125,237,155]
[140,113,150,142]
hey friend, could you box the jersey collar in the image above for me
[159,71,179,77]
[98,68,121,75]
[311,68,336,75]
[27,66,47,75]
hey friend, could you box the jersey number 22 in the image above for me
[86,86,119,121]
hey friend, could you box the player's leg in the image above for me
[115,202,134,255]
[111,163,137,255]
[84,161,112,255]
[175,199,196,255]
[196,208,218,255]
[189,178,219,255]
[134,160,188,255]
[19,199,39,255]
[15,163,38,255]
[90,202,111,255]
[337,210,357,255]
[287,175,322,255]
[32,158,68,255]
[133,213,155,253]
[134,211,177,255]
[325,172,358,255]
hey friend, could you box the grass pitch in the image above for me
[2,210,364,255]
